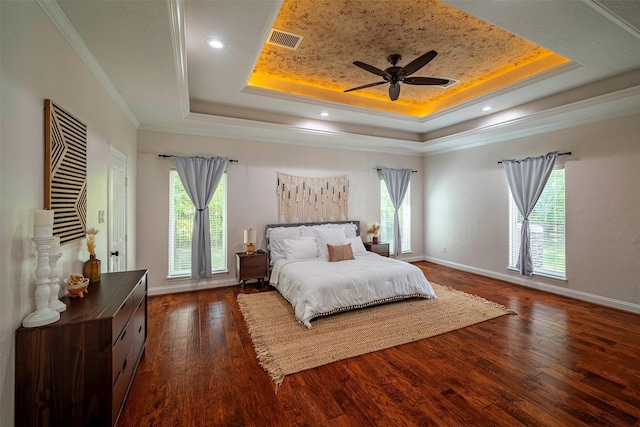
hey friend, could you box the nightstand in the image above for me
[363,242,390,257]
[235,252,268,290]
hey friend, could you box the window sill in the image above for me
[167,269,229,280]
[506,267,566,282]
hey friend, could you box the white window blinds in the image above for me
[380,181,411,254]
[509,168,565,278]
[169,171,227,276]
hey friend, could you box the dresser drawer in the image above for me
[133,275,147,307]
[112,318,134,386]
[112,292,134,345]
[241,255,266,269]
[112,344,135,425]
[132,296,147,363]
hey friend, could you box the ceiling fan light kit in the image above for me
[344,50,450,101]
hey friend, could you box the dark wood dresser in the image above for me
[15,269,148,427]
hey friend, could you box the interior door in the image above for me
[108,146,127,272]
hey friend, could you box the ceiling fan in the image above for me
[344,50,449,101]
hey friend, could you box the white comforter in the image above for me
[270,252,436,328]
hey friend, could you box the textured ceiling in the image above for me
[249,0,569,117]
[48,0,640,154]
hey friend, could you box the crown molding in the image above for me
[140,82,640,157]
[37,0,140,128]
[421,84,640,155]
[168,0,190,118]
[588,0,640,40]
[139,113,424,156]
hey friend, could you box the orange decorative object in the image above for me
[65,277,89,298]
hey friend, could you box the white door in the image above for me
[108,146,127,272]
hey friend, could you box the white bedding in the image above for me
[270,252,436,328]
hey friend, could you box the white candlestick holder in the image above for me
[48,251,66,313]
[22,236,60,327]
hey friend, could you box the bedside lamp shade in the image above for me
[244,228,257,254]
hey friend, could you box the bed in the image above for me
[266,221,436,328]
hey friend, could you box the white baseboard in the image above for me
[424,256,640,315]
[148,277,238,296]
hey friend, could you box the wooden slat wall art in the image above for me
[45,99,87,244]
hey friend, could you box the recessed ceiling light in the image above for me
[320,111,329,117]
[482,106,493,112]
[206,39,225,49]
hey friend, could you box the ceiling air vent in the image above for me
[267,29,303,50]
[438,77,459,88]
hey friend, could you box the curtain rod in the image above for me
[376,168,418,173]
[158,154,238,162]
[497,151,571,164]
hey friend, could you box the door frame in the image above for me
[108,145,127,272]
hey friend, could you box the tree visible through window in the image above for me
[380,181,411,254]
[169,171,227,276]
[509,168,565,278]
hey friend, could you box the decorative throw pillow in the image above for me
[327,243,355,262]
[284,237,319,260]
[314,228,348,261]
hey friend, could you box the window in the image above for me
[380,181,411,254]
[169,171,227,276]
[509,168,565,278]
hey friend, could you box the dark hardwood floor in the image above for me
[118,262,640,426]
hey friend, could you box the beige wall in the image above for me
[0,2,138,425]
[136,130,424,294]
[424,113,640,310]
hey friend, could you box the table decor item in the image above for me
[47,236,66,312]
[367,222,380,244]
[65,274,90,298]
[22,210,60,327]
[82,227,101,283]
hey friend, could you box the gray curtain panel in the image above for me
[172,156,229,279]
[379,168,412,256]
[502,151,558,276]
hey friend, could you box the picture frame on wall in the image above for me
[44,99,87,244]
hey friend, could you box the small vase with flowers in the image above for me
[82,227,101,284]
[367,222,380,244]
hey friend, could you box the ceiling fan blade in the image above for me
[353,61,391,79]
[389,83,400,101]
[404,77,449,86]
[398,50,438,77]
[344,81,387,93]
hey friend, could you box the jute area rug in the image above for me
[237,283,516,385]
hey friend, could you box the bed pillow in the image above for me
[284,237,319,260]
[300,224,329,237]
[329,222,358,238]
[327,243,355,262]
[267,226,303,264]
[300,222,358,238]
[314,228,348,261]
[348,236,368,254]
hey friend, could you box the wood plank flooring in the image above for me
[118,262,640,426]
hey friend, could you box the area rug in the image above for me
[237,283,516,385]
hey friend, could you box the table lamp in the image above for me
[244,228,256,254]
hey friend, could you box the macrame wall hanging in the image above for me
[277,172,349,223]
